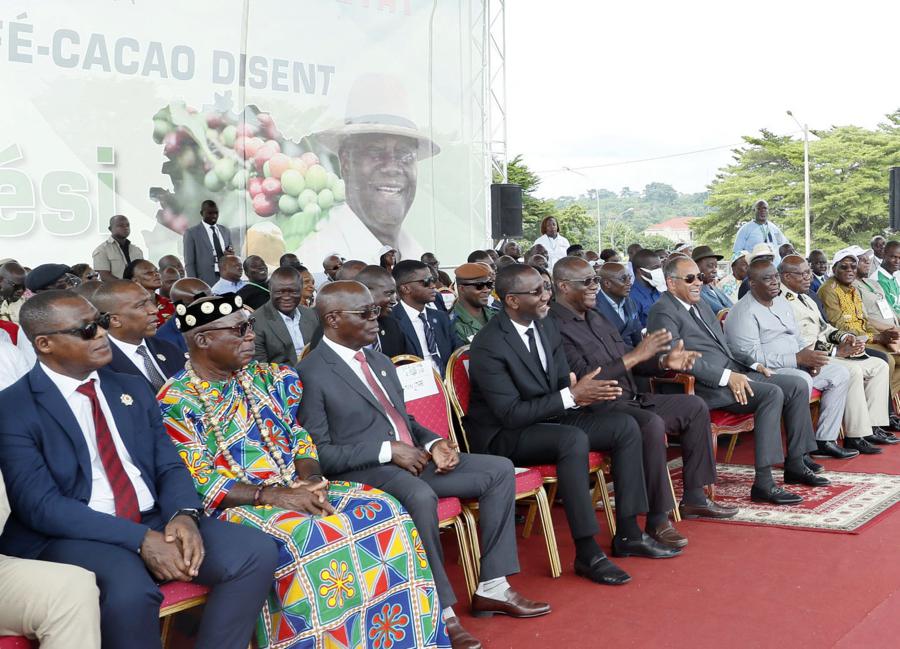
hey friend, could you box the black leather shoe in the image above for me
[803,455,825,473]
[784,468,831,486]
[887,415,900,431]
[611,533,681,559]
[844,437,883,455]
[573,554,631,585]
[811,440,859,459]
[868,429,900,445]
[750,484,803,505]
[874,427,899,440]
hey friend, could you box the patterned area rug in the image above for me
[667,458,900,533]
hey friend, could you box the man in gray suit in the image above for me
[297,281,549,649]
[253,268,319,367]
[647,255,823,505]
[183,200,233,286]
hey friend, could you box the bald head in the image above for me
[598,262,626,280]
[779,254,807,274]
[157,254,184,275]
[323,255,343,280]
[219,255,242,281]
[86,279,145,314]
[552,256,592,283]
[315,280,369,317]
[336,259,367,281]
[170,278,211,305]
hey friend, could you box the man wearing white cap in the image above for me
[733,199,790,265]
[737,242,775,300]
[295,74,437,266]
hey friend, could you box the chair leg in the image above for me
[461,507,481,579]
[724,434,739,463]
[532,488,562,578]
[594,470,616,536]
[160,615,172,649]
[545,481,559,508]
[668,468,681,522]
[451,517,476,601]
[522,502,538,538]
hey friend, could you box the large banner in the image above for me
[0,0,490,269]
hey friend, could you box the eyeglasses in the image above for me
[202,317,255,337]
[84,272,100,281]
[402,277,435,287]
[37,313,111,340]
[562,276,600,288]
[783,270,813,279]
[835,263,857,271]
[331,305,382,320]
[460,281,495,291]
[608,274,632,284]
[509,282,553,297]
[672,273,706,284]
[325,264,342,272]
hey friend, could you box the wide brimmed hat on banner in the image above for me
[315,74,440,159]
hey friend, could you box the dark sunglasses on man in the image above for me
[202,317,256,338]
[562,276,600,288]
[402,277,435,288]
[329,305,382,320]
[459,281,494,291]
[37,313,112,340]
[509,282,553,297]
[673,273,706,284]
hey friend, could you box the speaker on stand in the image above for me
[890,167,900,232]
[491,184,523,248]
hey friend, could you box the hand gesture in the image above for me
[661,340,701,371]
[431,439,460,474]
[140,529,194,582]
[570,367,622,406]
[796,345,829,369]
[390,442,430,476]
[264,482,335,516]
[632,329,673,363]
[836,337,862,358]
[727,372,755,406]
[163,514,205,578]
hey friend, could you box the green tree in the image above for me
[693,110,900,255]
[643,182,678,204]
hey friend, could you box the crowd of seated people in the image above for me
[2,202,900,649]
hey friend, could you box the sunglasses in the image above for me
[509,282,553,297]
[403,277,436,287]
[783,270,813,278]
[203,317,255,337]
[38,313,111,340]
[562,276,600,288]
[331,305,382,320]
[673,273,706,284]
[460,281,494,291]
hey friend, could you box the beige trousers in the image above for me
[0,555,101,649]
[833,356,891,437]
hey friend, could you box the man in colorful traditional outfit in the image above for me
[159,292,450,649]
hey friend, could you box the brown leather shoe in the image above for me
[647,521,688,549]
[471,588,552,618]
[445,616,482,649]
[679,498,739,519]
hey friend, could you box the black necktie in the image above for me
[210,225,224,259]
[136,344,166,392]
[418,312,439,360]
[690,306,719,341]
[525,328,545,374]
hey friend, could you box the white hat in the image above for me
[315,74,440,159]
[745,242,774,263]
[830,245,866,268]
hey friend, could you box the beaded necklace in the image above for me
[185,360,295,486]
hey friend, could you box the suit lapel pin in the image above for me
[380,370,387,377]
[156,353,167,362]
[120,393,134,406]
[380,330,385,336]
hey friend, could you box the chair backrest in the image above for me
[390,355,458,445]
[299,343,311,361]
[445,345,471,417]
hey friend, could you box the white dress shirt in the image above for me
[211,278,247,295]
[400,300,441,372]
[321,336,438,463]
[279,309,307,355]
[40,363,155,515]
[107,336,166,383]
[0,335,30,391]
[507,318,577,409]
[671,294,761,385]
[205,224,226,272]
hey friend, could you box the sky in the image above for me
[505,0,900,199]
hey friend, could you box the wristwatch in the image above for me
[172,508,202,524]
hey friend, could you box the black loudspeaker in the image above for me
[890,167,900,231]
[491,183,523,238]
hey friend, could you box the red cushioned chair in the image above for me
[390,354,479,599]
[444,344,615,541]
[0,637,36,649]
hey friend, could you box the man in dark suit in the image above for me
[253,267,319,366]
[183,200,233,286]
[297,281,549,649]
[466,264,680,588]
[550,257,737,537]
[86,280,184,391]
[594,262,643,349]
[0,291,278,649]
[647,256,823,505]
[391,260,460,374]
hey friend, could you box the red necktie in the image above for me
[354,351,414,446]
[76,380,141,522]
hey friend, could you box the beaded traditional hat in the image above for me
[174,292,244,332]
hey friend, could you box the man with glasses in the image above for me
[648,256,819,505]
[595,262,643,349]
[391,259,460,374]
[725,260,855,459]
[692,246,732,316]
[25,264,81,293]
[299,281,549,649]
[0,261,27,323]
[0,290,278,649]
[467,264,681,589]
[252,267,319,367]
[451,263,498,343]
[86,280,185,390]
[550,257,735,548]
[780,253,894,454]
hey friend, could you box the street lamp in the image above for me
[787,110,811,256]
[609,207,634,250]
[563,166,601,250]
